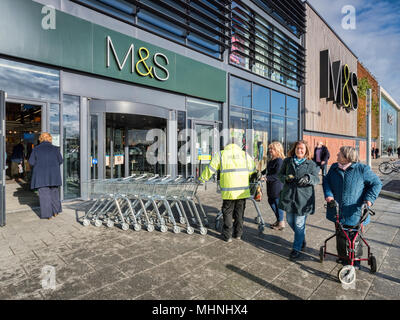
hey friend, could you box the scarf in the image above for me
[293,156,306,166]
[338,162,352,171]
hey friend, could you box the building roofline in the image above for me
[380,87,400,111]
[305,1,358,59]
[358,61,378,83]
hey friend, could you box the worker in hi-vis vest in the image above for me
[199,142,256,242]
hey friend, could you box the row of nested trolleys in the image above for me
[81,174,209,235]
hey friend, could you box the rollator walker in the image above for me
[319,200,377,286]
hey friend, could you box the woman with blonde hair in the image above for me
[261,141,285,230]
[278,140,320,260]
[29,132,63,220]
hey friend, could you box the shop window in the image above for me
[0,57,60,101]
[271,90,285,116]
[271,115,284,145]
[230,77,251,108]
[253,85,270,112]
[187,98,221,122]
[49,104,60,147]
[286,96,299,118]
[63,95,80,200]
[253,111,270,171]
[229,106,251,149]
[286,117,298,155]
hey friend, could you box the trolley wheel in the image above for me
[133,223,141,232]
[94,219,102,227]
[319,246,324,263]
[179,218,186,225]
[338,265,356,286]
[203,219,209,227]
[147,224,155,232]
[200,227,207,235]
[186,227,194,235]
[121,223,129,231]
[106,220,114,228]
[173,226,181,234]
[258,224,264,233]
[254,216,261,224]
[160,225,168,233]
[215,220,222,233]
[82,219,90,227]
[369,255,377,273]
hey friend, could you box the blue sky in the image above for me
[306,0,400,104]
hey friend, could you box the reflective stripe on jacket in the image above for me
[200,144,256,200]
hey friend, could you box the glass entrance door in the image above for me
[0,91,6,226]
[193,122,218,179]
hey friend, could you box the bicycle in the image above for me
[378,159,400,174]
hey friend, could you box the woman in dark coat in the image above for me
[278,140,320,260]
[29,132,63,220]
[261,142,285,230]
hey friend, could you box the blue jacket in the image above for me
[323,162,382,226]
[29,142,63,189]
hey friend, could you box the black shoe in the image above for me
[301,240,306,251]
[289,250,301,260]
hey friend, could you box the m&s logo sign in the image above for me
[320,49,358,113]
[106,36,169,81]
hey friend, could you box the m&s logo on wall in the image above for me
[320,49,358,113]
[106,36,169,81]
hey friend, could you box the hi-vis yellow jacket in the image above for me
[199,143,256,200]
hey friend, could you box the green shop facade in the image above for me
[0,0,305,224]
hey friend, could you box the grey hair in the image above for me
[340,146,359,163]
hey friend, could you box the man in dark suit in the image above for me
[313,142,330,176]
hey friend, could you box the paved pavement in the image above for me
[0,159,399,300]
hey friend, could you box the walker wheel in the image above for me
[94,219,102,227]
[82,219,90,227]
[200,227,207,235]
[319,246,324,263]
[369,255,377,273]
[338,265,356,285]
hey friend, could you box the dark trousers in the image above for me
[221,199,246,240]
[316,162,327,176]
[38,187,62,219]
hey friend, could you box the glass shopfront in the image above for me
[381,95,398,156]
[229,75,299,171]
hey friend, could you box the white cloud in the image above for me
[307,0,400,104]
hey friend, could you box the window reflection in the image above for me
[271,90,285,115]
[63,95,80,199]
[187,98,221,122]
[253,85,270,112]
[286,96,299,118]
[286,117,298,154]
[230,77,251,108]
[49,104,60,147]
[0,57,60,101]
[271,115,284,145]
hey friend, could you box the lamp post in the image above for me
[366,88,372,167]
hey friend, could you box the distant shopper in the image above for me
[29,133,63,220]
[397,146,400,159]
[261,142,285,231]
[323,146,382,266]
[387,146,393,157]
[312,142,330,176]
[374,147,379,159]
[278,140,320,260]
[371,147,375,159]
[10,140,24,181]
